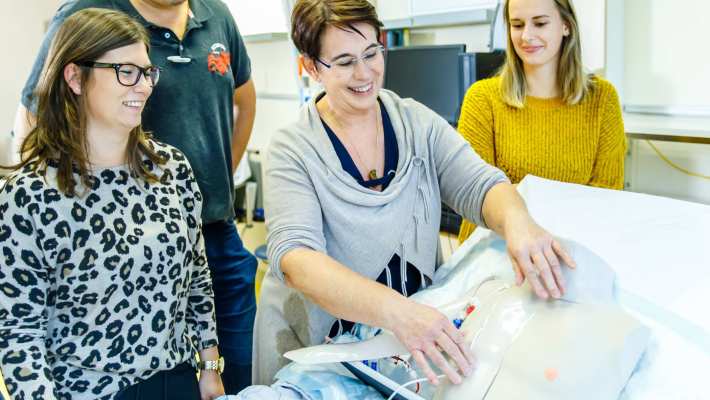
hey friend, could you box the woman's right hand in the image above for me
[387,299,474,386]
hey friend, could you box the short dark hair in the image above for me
[290,0,384,60]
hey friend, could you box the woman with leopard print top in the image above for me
[0,8,224,400]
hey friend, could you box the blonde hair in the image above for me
[499,0,593,108]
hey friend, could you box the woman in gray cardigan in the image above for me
[254,0,576,386]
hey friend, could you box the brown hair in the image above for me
[290,0,384,61]
[9,8,164,196]
[499,0,593,108]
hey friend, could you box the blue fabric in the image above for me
[272,363,384,400]
[255,244,268,261]
[234,327,387,400]
[322,98,398,189]
[203,220,257,393]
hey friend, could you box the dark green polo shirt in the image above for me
[21,0,252,223]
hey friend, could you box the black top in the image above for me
[321,98,426,338]
[20,0,251,223]
[322,99,398,189]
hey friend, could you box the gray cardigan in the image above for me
[253,89,508,384]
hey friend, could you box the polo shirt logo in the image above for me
[207,43,230,75]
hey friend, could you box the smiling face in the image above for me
[136,0,187,7]
[83,42,153,134]
[508,0,570,70]
[309,22,385,114]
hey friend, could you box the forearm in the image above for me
[481,182,531,238]
[199,345,220,362]
[281,248,410,332]
[197,345,225,399]
[231,111,253,173]
[231,80,256,172]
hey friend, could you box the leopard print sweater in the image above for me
[0,141,218,399]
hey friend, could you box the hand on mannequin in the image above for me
[387,298,474,386]
[503,209,575,299]
[482,183,576,299]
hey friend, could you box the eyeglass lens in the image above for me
[117,64,160,87]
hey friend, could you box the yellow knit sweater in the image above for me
[458,76,627,242]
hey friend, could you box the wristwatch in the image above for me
[198,357,225,374]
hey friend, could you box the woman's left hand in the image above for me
[504,213,576,299]
[199,370,226,400]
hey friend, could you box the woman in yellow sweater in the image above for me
[458,0,626,242]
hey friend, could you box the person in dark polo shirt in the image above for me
[12,0,259,394]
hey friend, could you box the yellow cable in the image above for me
[645,140,710,180]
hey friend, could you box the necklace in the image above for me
[321,102,383,181]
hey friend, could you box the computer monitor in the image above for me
[384,44,467,126]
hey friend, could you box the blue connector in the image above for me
[362,360,378,371]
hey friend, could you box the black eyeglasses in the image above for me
[76,61,161,87]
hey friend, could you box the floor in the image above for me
[0,222,459,399]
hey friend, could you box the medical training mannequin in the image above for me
[431,238,649,400]
[457,0,626,243]
[253,236,649,400]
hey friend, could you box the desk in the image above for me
[623,113,710,201]
[624,113,710,144]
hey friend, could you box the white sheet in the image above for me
[281,176,710,399]
[462,176,710,399]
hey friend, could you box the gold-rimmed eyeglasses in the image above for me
[316,44,386,77]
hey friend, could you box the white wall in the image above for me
[574,0,605,73]
[224,0,288,36]
[0,1,63,165]
[622,0,710,204]
[243,38,301,152]
[624,0,710,110]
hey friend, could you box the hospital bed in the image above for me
[511,175,710,400]
[237,175,710,400]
